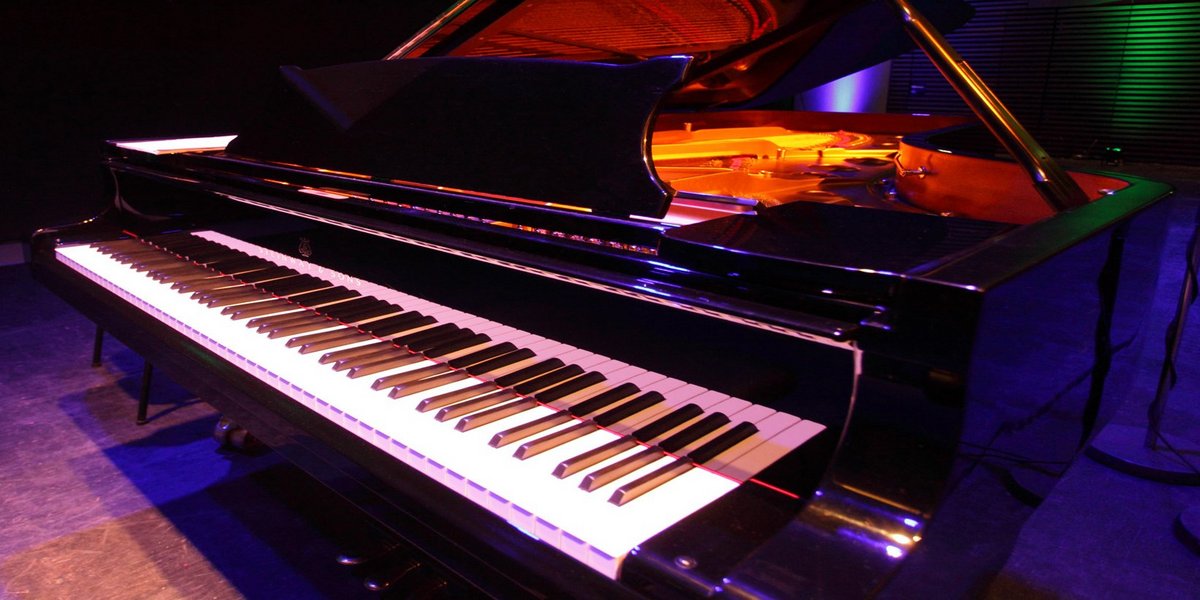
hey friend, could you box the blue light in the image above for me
[800,62,892,113]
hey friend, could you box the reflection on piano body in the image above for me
[31,0,1173,597]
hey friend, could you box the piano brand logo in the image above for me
[297,237,313,258]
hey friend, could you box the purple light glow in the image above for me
[800,62,892,113]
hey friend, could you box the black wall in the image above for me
[2,0,448,242]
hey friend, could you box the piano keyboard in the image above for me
[56,230,824,579]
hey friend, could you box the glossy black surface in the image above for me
[226,55,688,218]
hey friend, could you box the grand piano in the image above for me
[31,0,1173,597]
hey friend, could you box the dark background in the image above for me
[2,0,448,242]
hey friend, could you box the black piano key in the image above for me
[177,275,244,293]
[199,273,303,300]
[433,390,520,422]
[149,264,205,280]
[525,391,662,470]
[512,422,592,459]
[389,323,459,350]
[205,288,275,308]
[261,297,374,332]
[463,348,536,377]
[299,331,374,354]
[567,383,642,418]
[489,412,574,448]
[177,263,272,289]
[149,251,233,269]
[454,398,538,431]
[133,255,191,271]
[250,297,381,331]
[407,328,476,353]
[227,265,296,283]
[630,403,704,443]
[225,287,358,319]
[532,371,606,405]
[181,249,240,264]
[579,448,662,492]
[109,249,164,262]
[322,340,396,366]
[492,358,564,388]
[310,296,384,318]
[265,314,330,337]
[553,403,704,480]
[591,391,665,427]
[271,301,388,337]
[376,348,473,390]
[363,313,434,337]
[381,337,488,393]
[255,274,328,296]
[445,342,516,369]
[161,269,237,287]
[202,256,270,273]
[415,382,495,412]
[608,422,760,507]
[286,323,364,347]
[274,318,348,340]
[288,320,380,347]
[302,296,380,319]
[157,241,227,256]
[345,352,426,378]
[287,286,361,307]
[93,245,149,258]
[424,333,492,358]
[334,345,416,372]
[193,275,285,300]
[331,300,397,323]
[492,383,641,451]
[511,365,585,396]
[657,413,730,453]
[608,460,694,506]
[247,307,317,329]
[375,363,454,391]
[553,437,638,479]
[686,421,759,465]
[580,413,731,492]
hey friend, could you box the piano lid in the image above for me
[389,0,974,107]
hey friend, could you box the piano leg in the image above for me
[136,361,153,425]
[91,325,104,368]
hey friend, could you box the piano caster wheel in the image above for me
[212,417,263,453]
[213,417,236,444]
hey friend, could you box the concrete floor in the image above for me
[1,164,1199,599]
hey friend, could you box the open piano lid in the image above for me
[224,0,972,220]
[391,0,973,108]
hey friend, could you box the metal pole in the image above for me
[885,0,1090,213]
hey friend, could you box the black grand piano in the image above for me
[31,0,1173,597]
